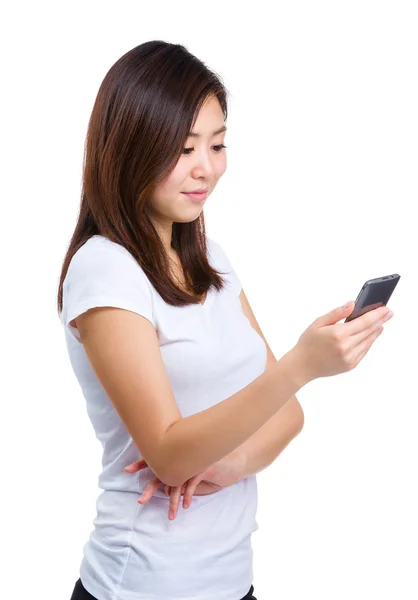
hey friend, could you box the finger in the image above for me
[168,486,182,520]
[138,478,158,504]
[124,463,139,472]
[182,482,195,509]
[344,305,392,335]
[124,459,147,473]
[347,325,384,368]
[167,484,184,496]
[350,309,392,347]
[183,475,203,509]
[138,477,162,504]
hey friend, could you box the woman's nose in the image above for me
[191,155,214,179]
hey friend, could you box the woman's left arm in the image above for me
[232,394,304,481]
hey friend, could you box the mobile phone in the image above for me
[344,274,401,322]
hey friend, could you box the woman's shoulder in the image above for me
[66,235,151,291]
[77,234,135,259]
[71,235,144,267]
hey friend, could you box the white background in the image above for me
[2,1,417,599]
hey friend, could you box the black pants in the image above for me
[70,577,257,599]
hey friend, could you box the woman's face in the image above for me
[150,95,227,226]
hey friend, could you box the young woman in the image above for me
[58,40,393,600]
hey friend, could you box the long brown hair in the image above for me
[57,40,231,315]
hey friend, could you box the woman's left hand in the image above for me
[124,453,243,520]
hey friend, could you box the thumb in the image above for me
[316,300,355,327]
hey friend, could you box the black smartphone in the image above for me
[344,274,401,322]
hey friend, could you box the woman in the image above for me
[58,40,392,600]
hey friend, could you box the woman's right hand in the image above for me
[291,300,394,384]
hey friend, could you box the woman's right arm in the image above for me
[76,299,392,487]
[161,350,304,486]
[75,306,306,488]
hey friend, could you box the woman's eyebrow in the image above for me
[188,125,227,138]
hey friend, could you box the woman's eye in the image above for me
[182,144,227,155]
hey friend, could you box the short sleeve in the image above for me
[60,238,156,343]
[207,237,242,296]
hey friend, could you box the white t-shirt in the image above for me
[60,234,267,600]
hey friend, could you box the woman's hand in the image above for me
[124,452,243,520]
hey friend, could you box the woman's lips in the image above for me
[181,191,208,202]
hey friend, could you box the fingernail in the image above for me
[169,510,174,519]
